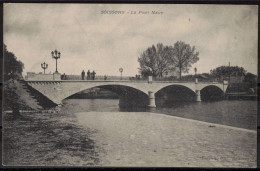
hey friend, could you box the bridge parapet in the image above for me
[26,72,61,81]
[25,72,227,84]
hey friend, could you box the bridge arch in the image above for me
[200,85,225,101]
[155,85,197,106]
[62,84,149,107]
[153,83,196,94]
[62,83,148,100]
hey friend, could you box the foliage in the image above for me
[4,45,24,81]
[171,41,199,80]
[138,41,199,80]
[138,43,175,78]
[210,66,247,80]
[3,44,24,113]
[244,72,257,88]
[181,74,194,81]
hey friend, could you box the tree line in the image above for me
[210,66,247,79]
[137,41,255,84]
[138,41,200,80]
[181,65,255,86]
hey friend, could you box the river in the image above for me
[62,98,256,167]
[62,99,256,130]
[3,98,256,167]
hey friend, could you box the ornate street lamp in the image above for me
[51,49,61,73]
[41,62,48,74]
[119,67,123,80]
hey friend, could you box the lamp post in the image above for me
[51,49,61,73]
[41,62,48,74]
[119,67,123,80]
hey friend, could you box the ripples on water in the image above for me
[61,99,256,130]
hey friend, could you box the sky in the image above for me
[4,4,258,77]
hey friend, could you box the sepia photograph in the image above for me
[2,3,258,167]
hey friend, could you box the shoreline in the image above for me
[75,111,256,167]
[2,109,256,167]
[148,112,256,133]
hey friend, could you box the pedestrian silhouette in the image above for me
[81,70,85,80]
[87,70,91,80]
[62,73,66,80]
[92,70,96,80]
[104,75,107,80]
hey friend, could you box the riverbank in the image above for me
[3,111,99,166]
[3,102,256,167]
[76,112,256,167]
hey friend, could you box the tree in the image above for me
[171,41,199,80]
[138,43,175,78]
[244,72,257,88]
[3,44,24,115]
[4,45,24,81]
[210,66,247,80]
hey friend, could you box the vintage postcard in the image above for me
[2,3,257,167]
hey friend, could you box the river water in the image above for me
[61,99,256,130]
[4,98,256,166]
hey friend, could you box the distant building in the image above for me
[162,68,180,80]
[244,72,257,88]
[182,73,211,82]
[229,71,245,83]
[197,73,210,82]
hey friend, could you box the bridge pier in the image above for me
[195,90,201,102]
[148,91,156,108]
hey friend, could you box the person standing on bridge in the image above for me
[87,70,91,80]
[62,73,66,80]
[92,70,96,80]
[81,70,85,80]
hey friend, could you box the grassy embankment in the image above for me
[3,111,100,166]
[3,80,100,166]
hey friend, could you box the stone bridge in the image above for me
[26,80,228,108]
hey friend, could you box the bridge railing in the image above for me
[62,75,131,81]
[60,74,224,83]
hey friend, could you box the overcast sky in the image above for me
[4,4,258,76]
